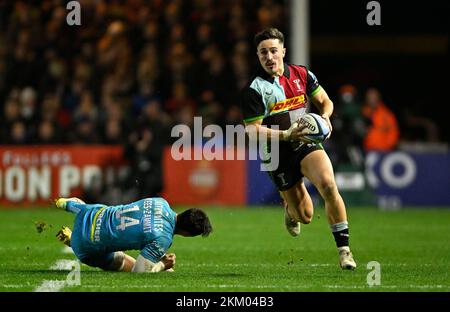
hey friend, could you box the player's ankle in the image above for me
[338,246,350,252]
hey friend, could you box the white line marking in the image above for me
[34,280,66,292]
[1,284,30,289]
[67,284,450,290]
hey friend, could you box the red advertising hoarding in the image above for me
[0,146,124,206]
[0,145,247,207]
[162,147,246,206]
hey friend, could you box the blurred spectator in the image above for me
[121,99,171,198]
[231,41,251,91]
[73,90,98,123]
[332,84,366,164]
[40,49,67,96]
[132,81,160,115]
[19,86,37,124]
[2,98,21,141]
[97,20,134,97]
[362,88,400,151]
[8,120,28,145]
[165,82,197,114]
[68,116,101,144]
[257,0,284,30]
[225,105,243,127]
[0,1,292,148]
[36,120,61,144]
[0,36,6,98]
[102,119,126,145]
[123,126,164,199]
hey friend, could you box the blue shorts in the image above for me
[71,207,116,270]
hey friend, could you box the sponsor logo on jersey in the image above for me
[93,208,106,242]
[268,95,306,114]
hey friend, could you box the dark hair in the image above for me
[254,28,285,48]
[176,208,212,237]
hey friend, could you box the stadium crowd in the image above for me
[1,1,441,149]
[0,0,290,147]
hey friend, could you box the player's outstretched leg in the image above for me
[55,197,86,214]
[56,226,72,247]
[301,150,357,270]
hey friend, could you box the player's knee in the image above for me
[317,178,338,199]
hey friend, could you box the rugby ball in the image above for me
[298,113,330,143]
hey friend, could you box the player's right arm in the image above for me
[132,253,176,273]
[244,118,304,142]
[241,87,301,142]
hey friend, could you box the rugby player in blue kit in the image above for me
[55,197,212,273]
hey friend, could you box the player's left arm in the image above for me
[310,87,334,134]
[132,239,176,273]
[306,69,334,135]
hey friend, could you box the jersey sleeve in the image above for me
[140,237,171,263]
[240,87,265,123]
[306,70,321,97]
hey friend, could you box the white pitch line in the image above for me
[1,284,30,289]
[193,262,440,268]
[4,283,449,291]
[194,263,333,267]
[59,284,450,290]
[34,280,66,292]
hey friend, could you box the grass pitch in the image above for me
[0,205,449,292]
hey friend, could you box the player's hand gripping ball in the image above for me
[298,113,331,143]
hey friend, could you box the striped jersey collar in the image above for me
[256,62,291,82]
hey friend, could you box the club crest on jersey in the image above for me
[268,95,306,114]
[293,79,302,92]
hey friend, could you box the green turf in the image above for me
[0,206,449,292]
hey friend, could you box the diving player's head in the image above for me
[254,28,286,77]
[175,208,212,237]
